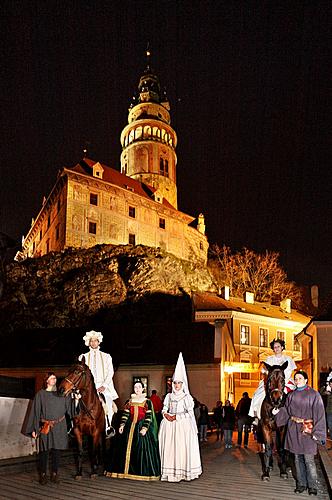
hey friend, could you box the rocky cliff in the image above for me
[0,244,215,334]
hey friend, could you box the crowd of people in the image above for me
[24,331,332,495]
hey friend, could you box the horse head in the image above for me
[263,360,288,407]
[59,357,93,397]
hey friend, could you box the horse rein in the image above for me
[64,367,97,421]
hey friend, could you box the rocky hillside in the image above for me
[0,244,215,333]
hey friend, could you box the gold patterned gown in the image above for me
[105,397,160,481]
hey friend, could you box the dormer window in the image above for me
[128,206,136,218]
[92,162,104,179]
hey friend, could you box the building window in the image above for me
[39,229,42,241]
[46,239,50,253]
[294,334,301,352]
[259,328,268,347]
[129,233,136,245]
[47,215,50,229]
[159,158,169,177]
[90,193,98,206]
[240,325,250,345]
[55,224,60,241]
[33,241,35,252]
[128,206,136,218]
[159,217,166,229]
[276,330,285,342]
[240,360,250,380]
[57,199,61,213]
[89,222,97,234]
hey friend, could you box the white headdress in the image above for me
[172,352,189,394]
[327,371,332,383]
[83,330,103,346]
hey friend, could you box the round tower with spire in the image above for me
[120,52,178,209]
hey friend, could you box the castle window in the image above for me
[47,215,50,229]
[240,324,250,345]
[57,199,61,213]
[89,222,97,234]
[129,233,136,245]
[33,241,35,252]
[200,242,203,250]
[259,328,268,347]
[90,193,98,206]
[55,224,60,241]
[164,160,169,176]
[159,158,169,177]
[128,206,136,218]
[159,218,166,229]
[39,229,42,241]
[46,239,50,253]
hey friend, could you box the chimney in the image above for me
[280,298,291,314]
[219,285,230,300]
[244,291,254,304]
[311,285,319,308]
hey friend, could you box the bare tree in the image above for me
[209,244,303,306]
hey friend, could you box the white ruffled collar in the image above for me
[130,393,146,403]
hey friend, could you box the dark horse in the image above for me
[59,357,105,479]
[259,360,290,481]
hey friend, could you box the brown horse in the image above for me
[59,357,105,479]
[259,361,290,481]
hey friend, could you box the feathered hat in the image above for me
[172,352,189,393]
[83,330,103,346]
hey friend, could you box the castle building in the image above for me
[19,58,208,263]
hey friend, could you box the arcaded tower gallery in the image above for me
[19,56,208,263]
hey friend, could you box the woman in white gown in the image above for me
[249,338,297,420]
[159,352,202,482]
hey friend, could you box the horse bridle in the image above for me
[64,365,96,421]
[267,370,286,408]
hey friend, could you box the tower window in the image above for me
[39,229,42,241]
[46,239,50,253]
[200,242,203,250]
[159,218,166,229]
[90,193,98,206]
[57,199,61,213]
[159,158,169,177]
[55,224,60,241]
[47,215,50,229]
[129,233,136,245]
[89,222,97,234]
[164,160,169,176]
[128,206,136,218]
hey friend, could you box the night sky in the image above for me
[1,1,330,297]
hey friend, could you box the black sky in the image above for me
[1,1,330,296]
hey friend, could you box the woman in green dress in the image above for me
[105,380,160,480]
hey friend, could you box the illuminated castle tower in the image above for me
[120,53,178,209]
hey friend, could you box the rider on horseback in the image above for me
[79,330,118,437]
[249,338,296,423]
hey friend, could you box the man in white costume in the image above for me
[79,330,118,436]
[159,352,202,482]
[249,338,297,421]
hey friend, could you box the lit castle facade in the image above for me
[19,58,208,263]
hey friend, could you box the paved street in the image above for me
[0,435,329,500]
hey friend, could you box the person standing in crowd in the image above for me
[25,372,79,485]
[249,338,297,422]
[236,392,252,448]
[320,377,332,450]
[79,330,118,435]
[105,380,160,480]
[213,400,223,441]
[159,352,202,482]
[274,370,326,495]
[198,404,209,442]
[223,400,236,449]
[150,389,163,426]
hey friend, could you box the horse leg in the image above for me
[276,428,288,479]
[90,431,101,479]
[74,431,83,480]
[261,426,272,481]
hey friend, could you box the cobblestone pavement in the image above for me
[0,435,329,499]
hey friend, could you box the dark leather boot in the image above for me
[39,472,47,485]
[50,472,60,484]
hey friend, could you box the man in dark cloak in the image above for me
[274,370,326,495]
[25,372,78,484]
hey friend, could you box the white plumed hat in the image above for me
[172,352,189,393]
[83,330,103,346]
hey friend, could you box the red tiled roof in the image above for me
[68,158,177,211]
